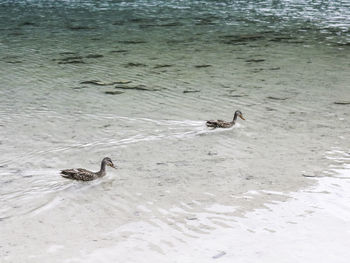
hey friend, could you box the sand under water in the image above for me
[0,0,350,262]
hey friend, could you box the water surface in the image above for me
[0,0,350,262]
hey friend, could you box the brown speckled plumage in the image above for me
[206,110,245,128]
[61,157,116,181]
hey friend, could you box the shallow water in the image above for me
[0,0,350,262]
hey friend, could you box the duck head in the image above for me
[103,157,117,169]
[235,110,245,120]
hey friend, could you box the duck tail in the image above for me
[206,121,217,128]
[60,169,75,178]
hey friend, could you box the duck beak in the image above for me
[239,115,245,120]
[110,163,117,169]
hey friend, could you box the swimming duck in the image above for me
[206,110,245,128]
[60,157,116,181]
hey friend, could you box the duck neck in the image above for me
[232,112,238,123]
[97,161,107,177]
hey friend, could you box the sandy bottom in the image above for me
[63,165,350,263]
[1,152,349,263]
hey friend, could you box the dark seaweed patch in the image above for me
[266,107,277,111]
[183,90,200,94]
[115,85,161,91]
[194,64,212,68]
[221,34,264,45]
[124,62,147,67]
[269,36,294,42]
[336,42,350,47]
[8,32,24,36]
[6,61,22,64]
[251,68,264,73]
[59,52,78,55]
[113,21,125,26]
[166,39,184,44]
[267,96,288,100]
[245,59,265,63]
[57,56,84,61]
[54,55,85,64]
[130,18,154,23]
[227,94,247,97]
[140,22,183,28]
[158,22,182,27]
[195,18,216,25]
[334,101,350,105]
[58,60,85,64]
[105,91,124,95]
[119,40,147,44]
[80,80,132,86]
[19,21,36,26]
[153,64,173,69]
[110,50,128,53]
[67,26,95,30]
[86,54,104,58]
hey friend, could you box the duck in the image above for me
[206,110,245,128]
[60,157,116,181]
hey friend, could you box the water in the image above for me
[0,0,350,262]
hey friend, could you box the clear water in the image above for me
[0,0,350,261]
